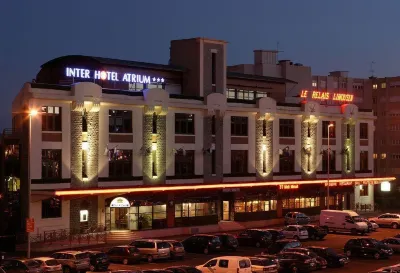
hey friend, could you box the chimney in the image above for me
[254,50,278,65]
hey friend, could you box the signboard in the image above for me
[381,181,391,192]
[110,197,130,208]
[65,67,164,84]
[325,181,353,187]
[26,218,34,233]
[300,90,354,103]
[279,184,299,190]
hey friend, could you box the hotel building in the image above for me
[4,37,393,237]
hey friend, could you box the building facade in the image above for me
[7,38,392,236]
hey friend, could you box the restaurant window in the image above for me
[42,197,62,218]
[360,185,369,196]
[279,119,295,137]
[41,106,62,131]
[231,116,248,136]
[175,113,195,135]
[234,199,277,212]
[175,150,195,177]
[282,197,320,209]
[279,150,295,173]
[175,202,216,217]
[360,123,368,140]
[231,150,248,174]
[109,110,132,133]
[153,204,166,219]
[322,121,335,138]
[322,150,336,172]
[109,149,132,177]
[360,151,369,171]
[42,150,62,179]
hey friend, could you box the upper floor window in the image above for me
[322,121,336,138]
[41,106,61,131]
[226,88,236,99]
[373,84,378,89]
[279,149,295,173]
[320,80,326,88]
[360,151,369,171]
[42,197,62,219]
[109,149,132,177]
[381,83,387,88]
[231,150,248,174]
[360,123,368,139]
[109,110,132,133]
[256,91,270,98]
[175,113,194,134]
[237,90,254,100]
[322,150,336,172]
[279,119,295,137]
[147,83,165,89]
[231,116,248,136]
[312,81,317,87]
[175,150,195,177]
[42,149,62,179]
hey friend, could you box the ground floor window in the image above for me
[234,199,277,213]
[42,197,62,218]
[175,202,217,217]
[282,197,320,209]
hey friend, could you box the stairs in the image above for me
[106,230,140,243]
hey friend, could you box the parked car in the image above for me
[281,248,327,269]
[32,258,62,273]
[369,264,400,273]
[85,251,109,271]
[196,256,251,273]
[0,267,5,273]
[320,210,368,234]
[360,218,379,232]
[106,245,141,265]
[248,256,278,273]
[344,238,394,259]
[264,229,285,242]
[280,225,309,240]
[262,239,301,255]
[275,252,317,273]
[164,240,185,260]
[214,233,239,251]
[1,259,41,273]
[236,229,273,248]
[50,251,90,273]
[369,213,400,229]
[302,225,327,240]
[182,234,222,254]
[284,212,310,225]
[307,246,349,268]
[381,238,400,253]
[164,266,202,273]
[130,240,171,262]
[143,270,174,273]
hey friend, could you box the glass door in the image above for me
[222,201,230,221]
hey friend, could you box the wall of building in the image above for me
[31,199,70,234]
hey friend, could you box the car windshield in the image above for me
[24,260,40,268]
[45,260,60,266]
[299,227,307,232]
[297,213,307,218]
[211,237,221,244]
[157,242,170,249]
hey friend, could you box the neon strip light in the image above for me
[55,177,395,196]
[300,90,354,102]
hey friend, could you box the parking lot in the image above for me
[79,227,400,273]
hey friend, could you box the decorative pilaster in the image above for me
[86,102,100,187]
[342,119,356,177]
[156,108,167,183]
[70,101,84,187]
[256,113,273,181]
[301,116,318,179]
[143,106,155,185]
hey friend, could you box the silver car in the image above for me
[284,212,310,225]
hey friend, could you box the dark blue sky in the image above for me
[1,0,399,129]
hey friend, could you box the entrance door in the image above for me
[222,201,230,221]
[113,208,129,230]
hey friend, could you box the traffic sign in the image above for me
[26,218,34,233]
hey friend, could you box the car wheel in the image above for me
[345,250,351,257]
[392,223,399,229]
[203,248,209,254]
[374,252,380,260]
[63,267,71,273]
[89,265,95,272]
[255,242,261,248]
[147,255,154,263]
[122,258,129,265]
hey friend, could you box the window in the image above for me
[109,110,132,133]
[211,52,216,85]
[42,150,62,179]
[211,115,216,135]
[152,113,157,134]
[360,151,369,171]
[42,197,61,218]
[360,185,369,196]
[153,204,166,219]
[41,106,61,131]
[322,121,335,138]
[231,150,248,174]
[82,114,87,132]
[231,116,248,136]
[109,149,132,177]
[175,202,216,217]
[219,260,229,268]
[175,150,194,176]
[312,81,317,87]
[382,83,387,88]
[175,113,195,134]
[226,88,236,99]
[282,197,320,209]
[320,80,326,88]
[360,123,368,139]
[211,149,216,175]
[279,119,295,137]
[235,199,277,212]
[279,150,295,173]
[391,154,400,160]
[237,90,254,100]
[322,150,336,172]
[256,91,269,98]
[373,84,377,89]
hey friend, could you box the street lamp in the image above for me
[27,109,38,258]
[327,123,334,210]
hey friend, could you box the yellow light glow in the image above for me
[262,144,267,151]
[152,143,157,151]
[82,142,89,150]
[55,177,396,196]
[29,109,38,116]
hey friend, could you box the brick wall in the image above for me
[156,113,167,182]
[70,110,82,187]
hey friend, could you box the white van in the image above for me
[197,256,252,273]
[319,210,368,235]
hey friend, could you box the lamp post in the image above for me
[327,123,334,210]
[27,109,38,258]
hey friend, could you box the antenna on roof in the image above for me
[369,61,376,77]
[276,41,284,61]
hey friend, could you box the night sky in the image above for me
[1,0,399,129]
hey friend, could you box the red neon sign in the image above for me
[301,90,354,103]
[279,184,299,190]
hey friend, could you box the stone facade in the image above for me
[70,109,82,187]
[301,119,317,179]
[255,117,273,181]
[87,109,99,187]
[69,196,98,232]
[156,112,167,183]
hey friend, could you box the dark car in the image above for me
[236,229,273,248]
[275,252,317,273]
[344,238,393,259]
[164,266,202,273]
[281,248,327,269]
[262,239,301,255]
[1,259,41,273]
[302,225,327,240]
[143,270,173,273]
[264,229,285,242]
[307,246,349,268]
[107,245,141,265]
[182,235,222,254]
[85,251,109,271]
[214,233,239,251]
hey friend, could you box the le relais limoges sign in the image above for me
[65,67,165,85]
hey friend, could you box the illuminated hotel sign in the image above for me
[65,67,164,84]
[300,90,354,103]
[279,184,299,190]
